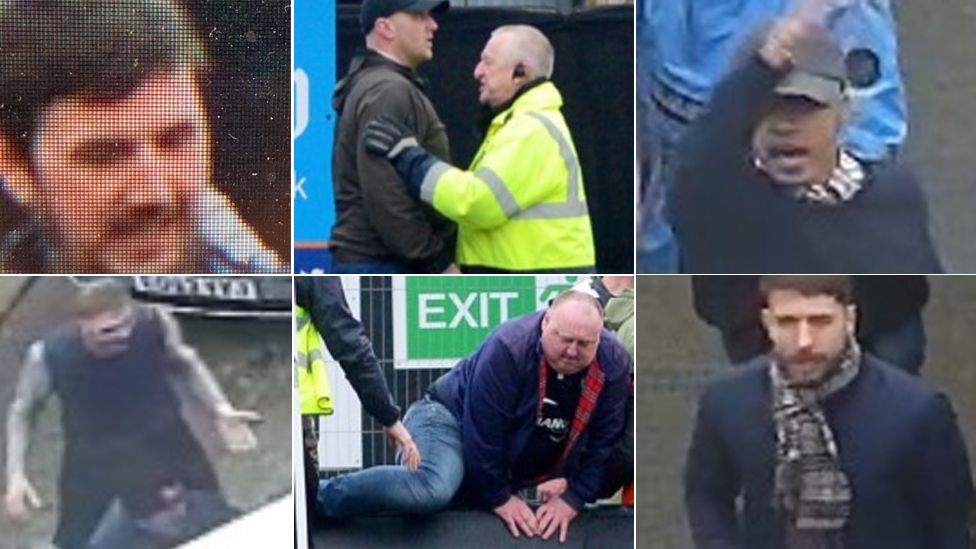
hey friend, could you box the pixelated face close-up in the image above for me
[30,65,211,273]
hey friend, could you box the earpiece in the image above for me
[513,63,526,78]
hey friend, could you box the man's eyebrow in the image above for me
[70,137,137,163]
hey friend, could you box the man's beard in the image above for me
[773,347,846,388]
[42,201,202,273]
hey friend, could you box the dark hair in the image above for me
[759,275,854,305]
[0,0,209,157]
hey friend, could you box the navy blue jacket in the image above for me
[431,310,630,511]
[685,354,972,549]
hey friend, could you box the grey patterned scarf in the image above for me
[770,340,862,549]
[793,150,866,206]
[756,149,867,206]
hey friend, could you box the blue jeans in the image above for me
[331,258,407,274]
[637,82,691,274]
[317,397,464,518]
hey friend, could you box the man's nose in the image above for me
[125,147,173,206]
[796,322,813,349]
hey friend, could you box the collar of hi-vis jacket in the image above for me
[489,80,564,130]
[531,356,606,482]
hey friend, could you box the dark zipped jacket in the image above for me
[330,49,456,272]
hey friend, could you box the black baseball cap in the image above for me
[361,0,450,35]
[774,24,847,107]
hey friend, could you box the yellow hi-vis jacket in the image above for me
[417,81,596,271]
[295,305,334,416]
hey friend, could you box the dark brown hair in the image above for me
[759,275,854,305]
[0,0,209,158]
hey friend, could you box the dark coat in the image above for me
[429,310,630,511]
[672,56,942,274]
[684,354,973,549]
[330,49,456,272]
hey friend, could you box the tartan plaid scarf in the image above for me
[770,340,861,549]
[535,358,606,477]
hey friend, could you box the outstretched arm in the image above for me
[159,308,260,452]
[5,342,51,519]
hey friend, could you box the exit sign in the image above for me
[392,276,585,369]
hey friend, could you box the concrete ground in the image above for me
[635,276,976,548]
[0,278,291,549]
[886,1,976,270]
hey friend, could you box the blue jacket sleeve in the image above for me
[562,347,629,511]
[684,387,745,549]
[461,337,523,509]
[294,277,400,427]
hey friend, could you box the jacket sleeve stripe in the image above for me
[419,160,452,204]
[474,167,521,219]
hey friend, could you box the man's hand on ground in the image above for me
[536,477,568,503]
[214,403,262,453]
[4,474,43,521]
[494,495,539,539]
[385,420,421,472]
[536,496,578,543]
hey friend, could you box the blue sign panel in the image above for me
[294,0,336,268]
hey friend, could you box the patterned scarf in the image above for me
[755,149,867,206]
[770,340,862,549]
[792,150,866,206]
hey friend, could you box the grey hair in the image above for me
[492,25,554,79]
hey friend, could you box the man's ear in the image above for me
[846,304,857,338]
[0,137,38,209]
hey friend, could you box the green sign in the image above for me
[393,276,584,368]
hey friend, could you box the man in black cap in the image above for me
[672,18,942,274]
[329,0,457,274]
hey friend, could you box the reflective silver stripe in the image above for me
[296,313,310,333]
[515,112,586,220]
[515,200,588,219]
[420,161,452,204]
[474,167,521,219]
[295,347,326,368]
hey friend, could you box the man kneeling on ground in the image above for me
[316,289,630,542]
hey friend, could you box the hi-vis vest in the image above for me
[417,81,596,271]
[295,305,334,416]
